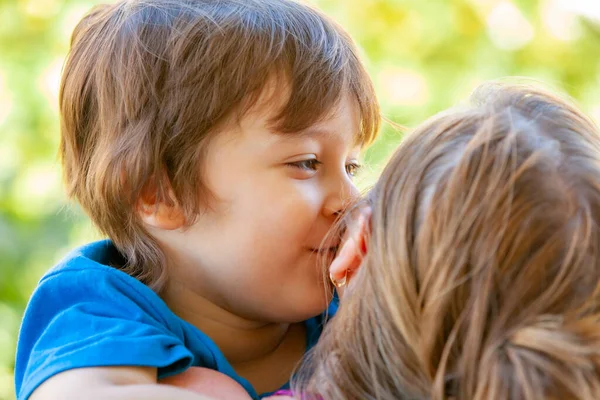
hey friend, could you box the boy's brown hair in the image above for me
[298,83,600,399]
[59,0,380,291]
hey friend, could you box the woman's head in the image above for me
[300,83,600,399]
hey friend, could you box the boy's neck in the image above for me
[162,280,292,364]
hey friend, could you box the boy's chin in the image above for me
[269,294,332,323]
[237,284,333,323]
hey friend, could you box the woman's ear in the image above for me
[329,207,371,288]
[137,186,186,231]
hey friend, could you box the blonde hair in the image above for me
[297,83,600,399]
[59,0,380,291]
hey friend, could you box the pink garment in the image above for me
[272,390,294,396]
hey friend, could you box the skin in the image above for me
[146,91,362,393]
[31,89,363,399]
[164,209,372,399]
[159,367,252,399]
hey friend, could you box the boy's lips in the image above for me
[309,246,339,255]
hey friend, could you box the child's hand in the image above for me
[159,367,252,400]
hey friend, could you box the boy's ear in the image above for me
[329,207,371,286]
[137,186,186,231]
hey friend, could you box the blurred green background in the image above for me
[0,0,599,398]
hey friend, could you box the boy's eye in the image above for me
[288,159,322,171]
[346,162,362,177]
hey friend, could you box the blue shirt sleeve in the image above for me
[15,264,194,400]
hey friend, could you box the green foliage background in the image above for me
[0,0,599,398]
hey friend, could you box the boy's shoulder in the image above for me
[15,240,207,400]
[44,239,130,281]
[33,239,170,322]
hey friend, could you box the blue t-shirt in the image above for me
[15,240,337,400]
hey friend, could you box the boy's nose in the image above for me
[323,176,360,219]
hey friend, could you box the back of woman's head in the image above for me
[299,83,600,400]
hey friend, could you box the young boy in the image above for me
[14,0,380,399]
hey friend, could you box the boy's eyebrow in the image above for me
[295,127,337,139]
[268,126,353,144]
[266,123,363,148]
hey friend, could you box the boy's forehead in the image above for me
[239,79,362,143]
[243,78,291,121]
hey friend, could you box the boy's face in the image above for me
[159,92,362,323]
